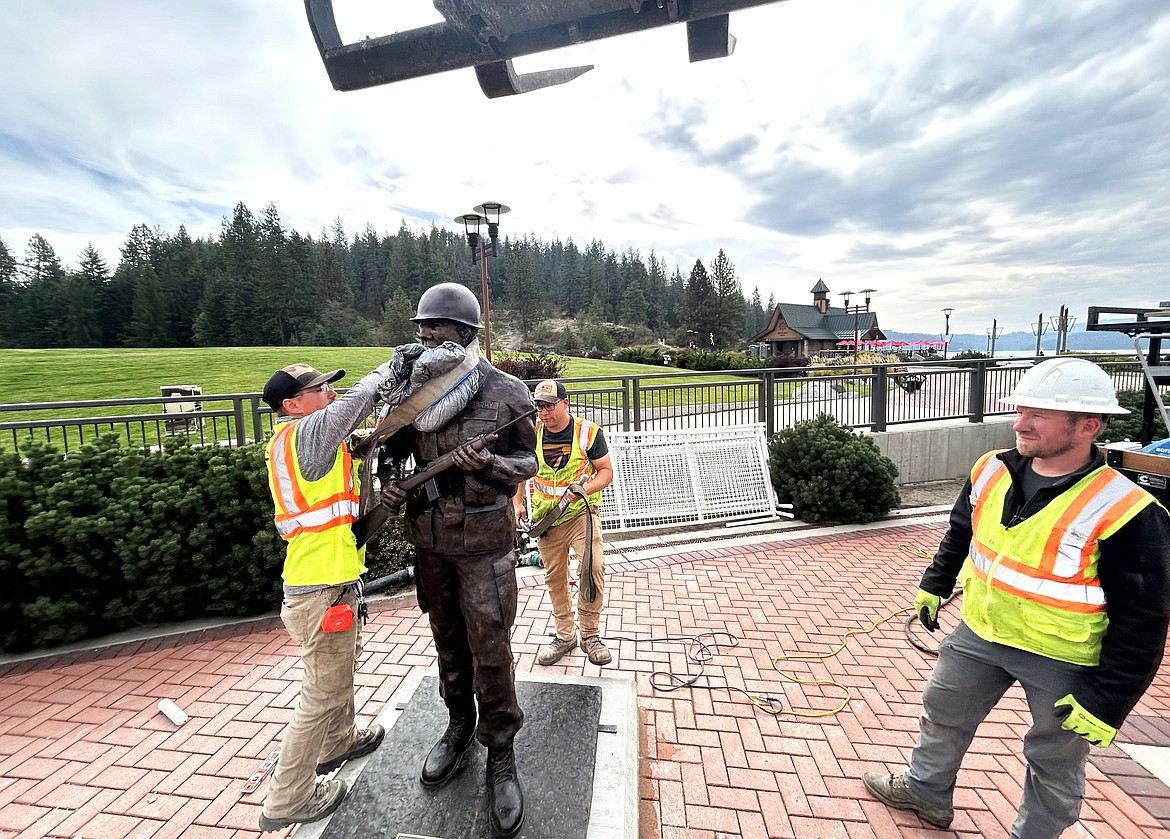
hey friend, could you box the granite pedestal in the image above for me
[298,669,638,839]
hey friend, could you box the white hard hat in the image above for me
[1000,357,1129,415]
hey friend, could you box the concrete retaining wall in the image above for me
[864,417,1017,485]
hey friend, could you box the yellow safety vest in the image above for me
[960,451,1154,666]
[265,421,365,586]
[530,416,603,528]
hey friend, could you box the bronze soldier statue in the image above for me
[380,282,537,839]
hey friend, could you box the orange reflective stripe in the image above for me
[268,421,360,538]
[1039,468,1114,575]
[968,454,1006,533]
[531,417,597,500]
[1082,484,1148,552]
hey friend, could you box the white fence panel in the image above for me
[601,424,778,531]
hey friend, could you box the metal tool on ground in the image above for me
[241,748,281,794]
[352,409,536,548]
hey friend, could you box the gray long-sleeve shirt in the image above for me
[280,367,387,481]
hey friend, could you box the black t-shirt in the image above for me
[540,419,608,471]
[1019,459,1070,505]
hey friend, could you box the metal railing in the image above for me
[0,356,1148,456]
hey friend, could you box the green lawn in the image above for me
[0,347,851,451]
[0,347,788,405]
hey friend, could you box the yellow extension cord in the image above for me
[749,542,938,718]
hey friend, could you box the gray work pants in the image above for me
[906,622,1091,839]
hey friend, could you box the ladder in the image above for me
[1086,305,1170,444]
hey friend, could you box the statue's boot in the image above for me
[487,744,524,838]
[420,708,477,787]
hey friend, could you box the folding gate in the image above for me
[600,424,779,531]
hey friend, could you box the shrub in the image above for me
[767,355,811,378]
[1099,390,1168,443]
[492,352,566,381]
[614,345,665,365]
[364,514,414,580]
[674,350,762,371]
[767,413,900,524]
[586,326,615,356]
[555,325,581,355]
[0,434,415,653]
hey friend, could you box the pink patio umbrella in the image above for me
[836,339,855,346]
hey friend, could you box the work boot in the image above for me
[536,635,577,665]
[259,779,348,832]
[581,635,612,666]
[487,745,524,839]
[420,709,477,787]
[316,724,386,775]
[862,772,954,828]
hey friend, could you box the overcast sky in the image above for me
[1,0,1166,335]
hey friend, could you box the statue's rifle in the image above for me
[352,409,536,548]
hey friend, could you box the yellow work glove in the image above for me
[1054,695,1117,747]
[913,589,941,632]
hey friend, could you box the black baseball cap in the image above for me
[263,364,345,411]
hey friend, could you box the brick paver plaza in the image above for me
[2,512,1168,838]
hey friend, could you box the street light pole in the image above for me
[454,201,510,362]
[1030,312,1047,357]
[1050,305,1076,355]
[986,319,1003,357]
[941,308,954,359]
[840,288,875,369]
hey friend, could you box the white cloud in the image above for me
[1,0,1166,334]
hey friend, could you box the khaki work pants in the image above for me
[263,585,361,819]
[537,507,606,640]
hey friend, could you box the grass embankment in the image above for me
[0,347,792,406]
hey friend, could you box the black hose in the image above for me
[365,566,415,595]
[903,590,960,656]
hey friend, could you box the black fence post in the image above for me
[871,366,888,432]
[234,397,248,447]
[251,396,267,444]
[758,371,773,437]
[623,377,634,432]
[969,361,987,423]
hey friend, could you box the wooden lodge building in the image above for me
[749,279,887,358]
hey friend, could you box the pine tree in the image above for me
[125,265,168,347]
[709,249,744,348]
[156,226,205,346]
[506,237,547,339]
[63,273,102,347]
[619,280,648,326]
[0,237,18,346]
[22,234,67,348]
[684,259,717,346]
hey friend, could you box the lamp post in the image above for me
[454,202,509,362]
[1050,305,1076,355]
[1029,312,1048,357]
[941,307,954,359]
[840,288,876,368]
[986,319,1003,357]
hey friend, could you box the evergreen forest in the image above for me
[0,201,773,352]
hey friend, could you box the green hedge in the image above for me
[767,413,900,524]
[1100,390,1168,444]
[0,435,411,654]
